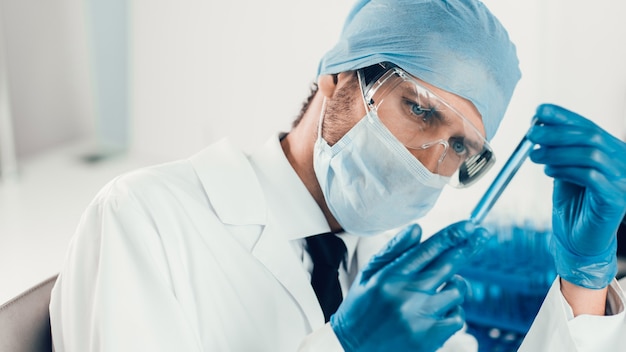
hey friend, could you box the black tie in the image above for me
[305,233,347,322]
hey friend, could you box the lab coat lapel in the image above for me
[189,138,267,225]
[189,138,325,330]
[252,222,326,330]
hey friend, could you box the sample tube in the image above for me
[469,121,538,224]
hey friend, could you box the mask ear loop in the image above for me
[317,97,327,143]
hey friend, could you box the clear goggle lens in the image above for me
[358,64,495,187]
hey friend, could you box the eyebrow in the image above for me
[398,84,453,124]
[399,84,487,152]
[463,136,484,153]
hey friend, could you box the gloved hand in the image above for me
[330,221,489,352]
[527,103,626,289]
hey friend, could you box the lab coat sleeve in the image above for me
[49,177,203,352]
[519,277,626,352]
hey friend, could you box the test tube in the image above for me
[469,121,538,224]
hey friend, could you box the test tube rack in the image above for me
[459,222,556,351]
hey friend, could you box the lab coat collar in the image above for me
[190,134,360,268]
[188,138,267,225]
[247,133,330,239]
[248,134,361,270]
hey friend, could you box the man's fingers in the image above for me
[408,241,479,294]
[533,103,595,128]
[383,221,487,280]
[408,275,468,317]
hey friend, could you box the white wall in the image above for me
[0,0,95,158]
[131,0,354,161]
[541,0,626,135]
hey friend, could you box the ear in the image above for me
[317,74,338,98]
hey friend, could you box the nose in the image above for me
[409,142,448,174]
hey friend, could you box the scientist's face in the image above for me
[321,71,485,175]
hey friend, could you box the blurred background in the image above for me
[1,0,625,307]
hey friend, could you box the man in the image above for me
[50,0,626,351]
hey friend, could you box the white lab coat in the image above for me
[519,278,626,351]
[50,135,626,351]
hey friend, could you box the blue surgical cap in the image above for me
[318,0,521,140]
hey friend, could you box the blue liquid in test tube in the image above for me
[469,121,538,224]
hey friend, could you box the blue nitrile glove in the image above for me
[527,103,626,289]
[330,221,490,352]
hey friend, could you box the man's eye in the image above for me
[410,103,433,120]
[450,138,468,155]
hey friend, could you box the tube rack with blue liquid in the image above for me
[459,222,556,351]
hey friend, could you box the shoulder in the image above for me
[92,158,200,209]
[90,139,266,225]
[93,139,244,204]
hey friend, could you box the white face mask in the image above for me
[313,109,448,237]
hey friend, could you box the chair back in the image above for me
[0,276,58,352]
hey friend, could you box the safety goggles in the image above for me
[356,62,496,188]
